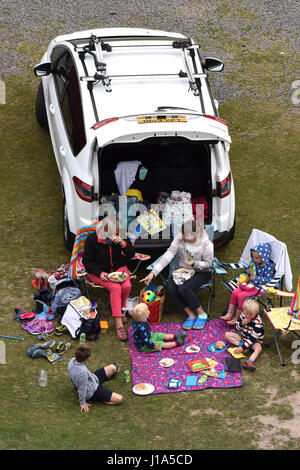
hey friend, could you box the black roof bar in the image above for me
[76,34,206,96]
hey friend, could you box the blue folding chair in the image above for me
[146,224,221,316]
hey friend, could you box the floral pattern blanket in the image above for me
[127,319,243,394]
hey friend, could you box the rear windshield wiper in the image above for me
[156,106,198,112]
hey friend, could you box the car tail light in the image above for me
[203,114,228,126]
[217,172,231,198]
[92,117,119,130]
[73,176,94,202]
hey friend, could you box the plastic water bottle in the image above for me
[39,370,48,387]
[79,333,86,344]
[124,368,131,384]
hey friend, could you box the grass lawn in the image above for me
[0,16,300,452]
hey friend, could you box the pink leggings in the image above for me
[230,286,261,310]
[87,266,132,318]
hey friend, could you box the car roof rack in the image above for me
[75,35,206,110]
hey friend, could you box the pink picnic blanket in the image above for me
[127,319,243,394]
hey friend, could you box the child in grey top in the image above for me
[68,344,123,412]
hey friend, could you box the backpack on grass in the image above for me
[51,279,81,321]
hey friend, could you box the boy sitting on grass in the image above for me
[225,298,264,371]
[68,343,123,412]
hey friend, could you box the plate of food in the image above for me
[175,267,195,275]
[159,358,174,368]
[172,267,195,285]
[132,383,155,395]
[107,271,128,283]
[185,345,200,353]
[208,341,228,353]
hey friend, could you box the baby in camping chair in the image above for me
[131,303,187,352]
[222,242,274,325]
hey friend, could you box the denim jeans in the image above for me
[167,271,212,310]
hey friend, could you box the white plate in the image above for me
[159,358,174,368]
[132,383,155,395]
[107,271,128,283]
[176,267,195,275]
[185,345,200,353]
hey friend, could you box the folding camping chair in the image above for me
[263,276,300,366]
[215,228,293,310]
[145,224,219,316]
[68,222,151,305]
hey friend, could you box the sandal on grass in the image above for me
[116,326,127,341]
[55,342,71,354]
[55,325,67,336]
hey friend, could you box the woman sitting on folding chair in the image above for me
[141,219,213,330]
[82,216,135,341]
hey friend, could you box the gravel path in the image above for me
[0,0,299,105]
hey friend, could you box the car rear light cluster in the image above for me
[73,176,94,202]
[217,172,231,198]
[92,117,119,130]
[203,114,228,126]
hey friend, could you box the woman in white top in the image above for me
[141,219,213,330]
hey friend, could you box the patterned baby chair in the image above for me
[215,228,293,309]
[263,276,300,366]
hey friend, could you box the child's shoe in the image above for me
[28,319,53,336]
[21,318,41,331]
[55,341,71,354]
[35,311,55,321]
[20,311,36,320]
[243,360,256,371]
[33,289,53,303]
[41,338,56,349]
[175,332,187,346]
[34,300,55,320]
[54,325,67,336]
[26,319,46,335]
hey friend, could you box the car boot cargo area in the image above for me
[98,136,212,245]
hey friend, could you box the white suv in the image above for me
[34,27,235,250]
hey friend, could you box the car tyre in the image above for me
[35,81,49,130]
[63,196,75,251]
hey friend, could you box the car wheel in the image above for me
[35,81,49,130]
[63,196,75,251]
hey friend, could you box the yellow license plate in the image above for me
[137,115,187,124]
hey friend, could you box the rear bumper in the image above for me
[134,237,171,250]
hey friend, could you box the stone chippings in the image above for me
[0,0,299,106]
